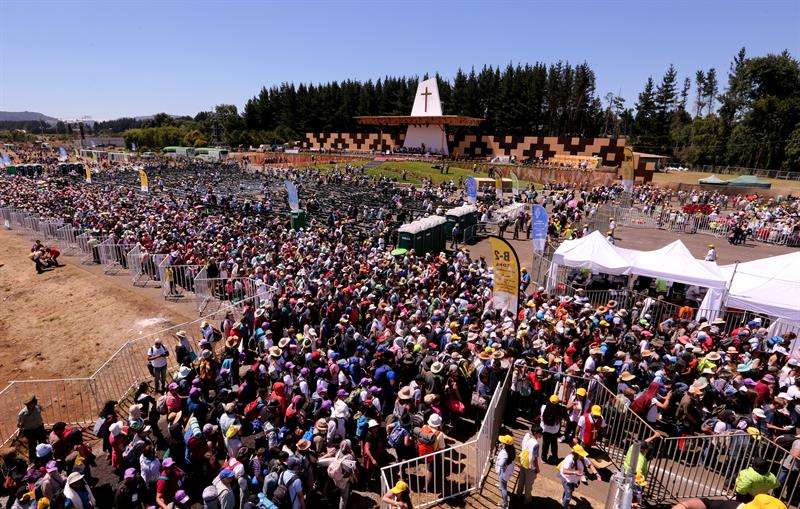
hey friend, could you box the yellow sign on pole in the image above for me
[488,236,520,315]
[139,168,149,192]
[621,146,635,191]
[84,166,92,184]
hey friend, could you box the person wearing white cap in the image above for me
[418,413,446,490]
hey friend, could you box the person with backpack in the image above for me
[211,468,236,509]
[515,424,542,504]
[319,439,356,509]
[275,456,304,509]
[387,413,415,461]
[416,413,445,491]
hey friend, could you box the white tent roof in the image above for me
[397,215,446,234]
[552,231,632,275]
[719,252,800,321]
[625,240,727,289]
[495,202,525,221]
[445,204,477,218]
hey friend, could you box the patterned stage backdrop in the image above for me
[303,133,626,166]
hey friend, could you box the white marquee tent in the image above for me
[551,231,632,275]
[622,240,728,289]
[699,252,800,322]
[548,236,727,289]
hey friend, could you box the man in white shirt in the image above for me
[559,445,597,509]
[515,425,542,504]
[705,244,717,262]
[147,339,169,393]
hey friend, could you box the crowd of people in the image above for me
[629,185,800,247]
[0,147,798,509]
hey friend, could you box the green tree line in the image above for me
[115,50,799,170]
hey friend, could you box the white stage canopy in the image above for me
[551,231,631,275]
[699,252,800,322]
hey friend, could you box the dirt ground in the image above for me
[0,228,194,383]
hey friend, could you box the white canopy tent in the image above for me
[551,231,632,275]
[699,252,800,322]
[545,237,728,292]
[624,240,728,289]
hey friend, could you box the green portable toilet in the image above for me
[290,210,307,230]
[397,215,446,255]
[445,204,479,242]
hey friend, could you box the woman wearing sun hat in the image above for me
[382,480,413,509]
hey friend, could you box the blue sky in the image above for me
[1,0,798,120]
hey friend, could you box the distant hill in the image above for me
[0,111,59,125]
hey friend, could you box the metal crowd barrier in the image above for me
[56,225,79,255]
[127,246,166,287]
[379,369,512,509]
[97,238,134,275]
[195,274,278,316]
[0,207,11,229]
[0,296,258,446]
[157,258,203,301]
[646,432,799,508]
[557,373,799,507]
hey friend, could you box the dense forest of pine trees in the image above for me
[110,49,800,170]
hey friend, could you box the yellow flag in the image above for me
[139,168,149,192]
[488,236,520,314]
[620,147,635,191]
[84,166,92,184]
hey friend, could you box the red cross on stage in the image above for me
[421,87,432,112]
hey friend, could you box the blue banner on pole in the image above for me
[465,176,477,204]
[531,204,548,252]
[284,180,300,212]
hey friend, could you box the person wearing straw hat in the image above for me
[559,444,596,509]
[495,434,516,509]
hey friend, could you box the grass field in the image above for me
[365,161,541,187]
[653,171,800,193]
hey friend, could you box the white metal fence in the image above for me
[98,237,134,274]
[555,373,800,508]
[0,298,253,446]
[157,258,203,301]
[379,369,512,509]
[127,245,166,287]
